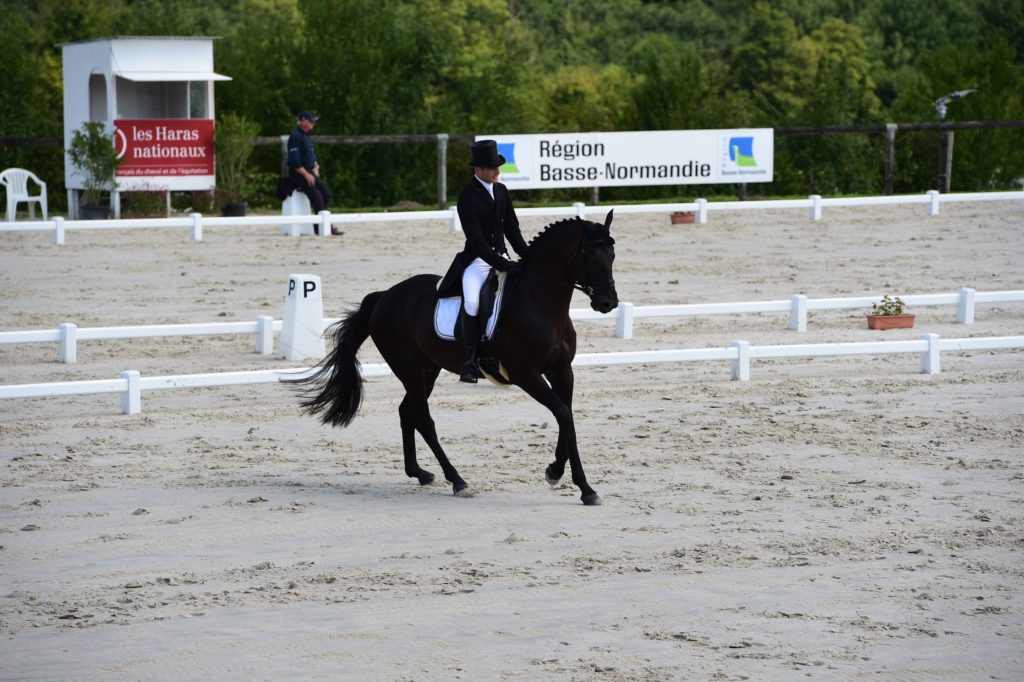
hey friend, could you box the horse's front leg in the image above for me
[515,368,599,506]
[542,364,574,487]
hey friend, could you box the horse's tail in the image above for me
[289,291,383,427]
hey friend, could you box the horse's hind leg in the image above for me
[396,366,470,496]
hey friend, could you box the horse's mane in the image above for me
[521,217,596,264]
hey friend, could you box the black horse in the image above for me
[291,211,618,505]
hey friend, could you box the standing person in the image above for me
[437,139,528,383]
[287,110,342,236]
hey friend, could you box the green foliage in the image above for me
[215,113,260,204]
[729,3,815,122]
[1,0,1023,208]
[67,122,120,206]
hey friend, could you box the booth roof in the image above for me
[115,71,231,82]
[59,36,223,46]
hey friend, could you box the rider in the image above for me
[437,139,528,383]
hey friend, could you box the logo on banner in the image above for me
[727,136,757,167]
[498,143,519,173]
[719,132,769,179]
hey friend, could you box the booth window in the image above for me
[189,81,208,118]
[88,74,107,121]
[115,76,188,118]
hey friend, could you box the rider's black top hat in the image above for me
[468,139,505,168]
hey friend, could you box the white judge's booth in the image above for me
[62,36,231,218]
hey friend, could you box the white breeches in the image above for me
[461,257,492,316]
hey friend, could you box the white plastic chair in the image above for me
[0,168,48,222]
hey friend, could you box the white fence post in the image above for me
[921,333,941,374]
[956,287,976,324]
[58,322,77,363]
[695,198,708,224]
[927,189,940,216]
[809,194,822,221]
[53,216,65,245]
[449,206,461,233]
[121,370,141,415]
[318,210,331,239]
[614,302,634,339]
[280,274,326,361]
[573,202,586,219]
[255,315,275,354]
[788,294,808,332]
[189,212,203,241]
[729,340,750,381]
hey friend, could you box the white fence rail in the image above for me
[1,334,1021,415]
[4,287,1022,363]
[1,189,1020,243]
[0,317,280,363]
[604,287,1024,337]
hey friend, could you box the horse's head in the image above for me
[577,210,618,314]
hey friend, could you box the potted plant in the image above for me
[67,121,120,219]
[670,211,695,224]
[867,295,915,330]
[215,113,259,216]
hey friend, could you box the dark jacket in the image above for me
[287,126,317,171]
[437,178,528,298]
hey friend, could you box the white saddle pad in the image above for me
[434,271,508,341]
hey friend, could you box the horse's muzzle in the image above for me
[590,286,618,314]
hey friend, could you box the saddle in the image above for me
[434,270,513,384]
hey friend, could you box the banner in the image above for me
[479,129,773,190]
[114,119,215,177]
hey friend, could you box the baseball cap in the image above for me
[298,111,319,122]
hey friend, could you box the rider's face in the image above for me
[474,166,501,184]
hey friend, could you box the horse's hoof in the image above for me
[545,464,564,486]
[581,492,602,506]
[417,472,436,486]
[454,486,477,498]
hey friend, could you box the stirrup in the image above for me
[459,360,478,383]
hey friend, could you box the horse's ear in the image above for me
[603,209,614,229]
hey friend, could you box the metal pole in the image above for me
[437,133,449,209]
[884,123,896,195]
[937,130,954,193]
[942,131,954,193]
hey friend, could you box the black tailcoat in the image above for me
[436,178,528,298]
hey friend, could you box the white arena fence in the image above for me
[1,333,1021,415]
[2,287,1022,363]
[1,189,1021,243]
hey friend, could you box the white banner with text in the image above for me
[479,129,773,190]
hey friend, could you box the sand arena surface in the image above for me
[1,203,1022,679]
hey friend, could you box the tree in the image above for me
[728,2,814,122]
[784,19,883,194]
[891,37,1024,191]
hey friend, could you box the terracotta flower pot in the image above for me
[670,212,695,224]
[867,313,915,330]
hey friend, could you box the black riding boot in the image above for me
[460,313,480,383]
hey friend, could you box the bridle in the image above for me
[571,227,616,298]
